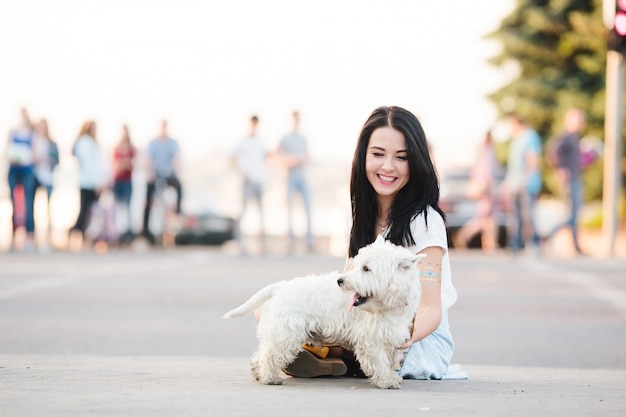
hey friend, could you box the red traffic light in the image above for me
[616,12,626,36]
[609,0,626,53]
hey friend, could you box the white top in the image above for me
[403,206,457,311]
[234,135,266,184]
[32,135,54,186]
[73,135,111,189]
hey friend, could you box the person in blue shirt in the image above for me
[141,119,183,245]
[504,113,542,253]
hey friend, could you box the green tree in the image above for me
[486,0,620,201]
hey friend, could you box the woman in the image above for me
[453,130,499,252]
[6,108,36,252]
[32,118,59,248]
[286,106,466,380]
[112,124,137,243]
[69,120,111,248]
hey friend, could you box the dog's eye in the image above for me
[362,265,370,272]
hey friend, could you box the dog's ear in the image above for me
[413,253,427,263]
[399,253,425,270]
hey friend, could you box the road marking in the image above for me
[523,260,626,319]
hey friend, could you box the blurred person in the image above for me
[69,120,112,249]
[32,118,60,250]
[140,119,182,245]
[112,124,137,244]
[233,115,268,253]
[542,108,587,255]
[453,131,499,252]
[5,108,36,252]
[504,113,542,253]
[277,110,313,251]
[283,106,466,381]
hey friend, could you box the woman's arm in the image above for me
[398,245,443,349]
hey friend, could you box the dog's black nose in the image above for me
[337,277,344,287]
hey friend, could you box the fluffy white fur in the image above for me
[223,236,424,389]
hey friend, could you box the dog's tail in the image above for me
[222,282,282,318]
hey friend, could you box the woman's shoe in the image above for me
[302,344,330,359]
[284,350,347,378]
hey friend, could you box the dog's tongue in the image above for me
[348,293,361,312]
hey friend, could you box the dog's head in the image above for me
[337,236,424,313]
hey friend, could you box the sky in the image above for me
[1,0,515,168]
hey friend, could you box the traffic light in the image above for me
[609,0,626,53]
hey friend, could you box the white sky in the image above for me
[1,0,515,170]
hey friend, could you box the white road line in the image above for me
[523,260,626,319]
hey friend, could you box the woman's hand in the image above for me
[398,338,414,350]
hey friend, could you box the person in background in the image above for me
[504,113,542,254]
[542,108,587,255]
[32,118,59,251]
[284,106,466,381]
[69,120,112,249]
[453,131,499,252]
[140,119,183,245]
[277,110,314,251]
[5,108,36,252]
[233,115,268,254]
[112,124,137,245]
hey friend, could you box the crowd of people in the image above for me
[232,111,314,254]
[4,105,589,256]
[453,108,588,256]
[3,108,314,254]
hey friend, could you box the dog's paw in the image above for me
[258,377,283,385]
[371,374,402,389]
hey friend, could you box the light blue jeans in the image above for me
[399,313,467,380]
[286,172,312,243]
[509,189,540,250]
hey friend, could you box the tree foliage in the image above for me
[486,0,624,200]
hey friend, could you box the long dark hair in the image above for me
[348,106,444,257]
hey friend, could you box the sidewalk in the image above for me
[1,355,624,417]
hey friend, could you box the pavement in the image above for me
[2,355,624,417]
[0,245,625,417]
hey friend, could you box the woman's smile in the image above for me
[377,173,397,185]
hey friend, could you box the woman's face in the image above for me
[365,126,410,201]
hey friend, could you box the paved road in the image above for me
[1,247,625,416]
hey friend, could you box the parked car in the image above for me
[174,195,236,246]
[438,167,510,249]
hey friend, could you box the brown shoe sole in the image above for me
[284,350,347,378]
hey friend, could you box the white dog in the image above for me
[223,236,424,389]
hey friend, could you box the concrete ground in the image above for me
[2,355,624,417]
[0,246,625,416]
